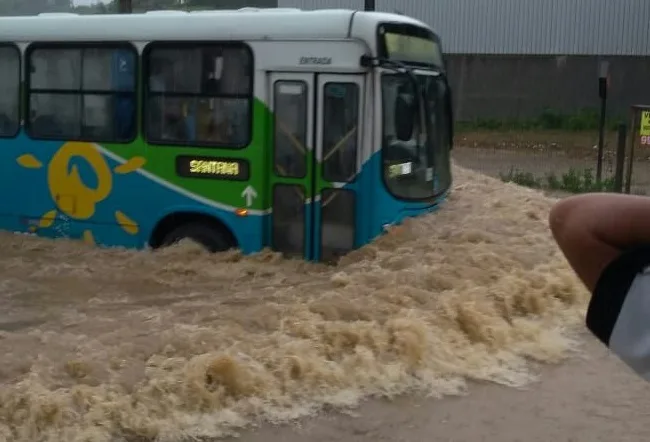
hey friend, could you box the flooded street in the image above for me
[225,334,650,442]
[0,165,589,442]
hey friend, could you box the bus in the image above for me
[0,8,453,262]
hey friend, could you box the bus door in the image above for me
[268,72,363,261]
[314,74,363,261]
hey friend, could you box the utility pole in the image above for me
[118,0,132,13]
[364,0,375,11]
[596,61,609,184]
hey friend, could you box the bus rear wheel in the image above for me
[160,222,235,253]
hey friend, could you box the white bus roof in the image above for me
[0,9,431,44]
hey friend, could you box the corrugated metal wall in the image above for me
[278,0,650,56]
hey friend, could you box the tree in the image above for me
[185,0,276,8]
[0,0,73,16]
[0,0,279,16]
[118,0,131,13]
[73,2,113,15]
[102,0,277,13]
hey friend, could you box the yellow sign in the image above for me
[641,111,650,136]
[190,159,240,176]
[387,162,413,178]
[176,155,249,181]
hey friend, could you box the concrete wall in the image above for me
[446,54,650,121]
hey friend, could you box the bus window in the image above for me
[273,81,307,178]
[27,45,137,142]
[381,74,435,200]
[0,45,20,138]
[144,44,252,148]
[272,184,305,257]
[428,78,452,194]
[322,83,359,183]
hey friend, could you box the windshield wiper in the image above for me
[361,55,430,165]
[363,56,434,170]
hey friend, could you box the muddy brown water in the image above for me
[0,165,588,442]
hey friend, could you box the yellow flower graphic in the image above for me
[17,142,146,245]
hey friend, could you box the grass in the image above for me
[456,108,625,132]
[500,167,617,194]
[454,110,637,194]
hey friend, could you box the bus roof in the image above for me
[0,8,431,44]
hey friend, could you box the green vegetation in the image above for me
[457,108,625,132]
[0,0,266,16]
[499,167,616,194]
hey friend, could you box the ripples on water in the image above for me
[0,165,587,442]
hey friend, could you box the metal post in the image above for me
[624,107,639,194]
[364,0,375,11]
[596,98,606,183]
[614,123,627,193]
[118,0,132,14]
[596,61,609,184]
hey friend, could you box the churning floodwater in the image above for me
[0,165,588,442]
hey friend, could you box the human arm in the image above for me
[549,193,650,380]
[549,193,650,292]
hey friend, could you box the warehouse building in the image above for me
[278,0,650,121]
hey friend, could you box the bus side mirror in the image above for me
[394,94,414,141]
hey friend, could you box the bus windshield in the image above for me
[377,24,451,201]
[379,24,444,69]
[381,72,451,200]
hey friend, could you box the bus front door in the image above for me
[269,72,363,261]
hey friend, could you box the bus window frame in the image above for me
[0,43,22,140]
[142,40,255,150]
[375,23,452,204]
[24,41,139,144]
